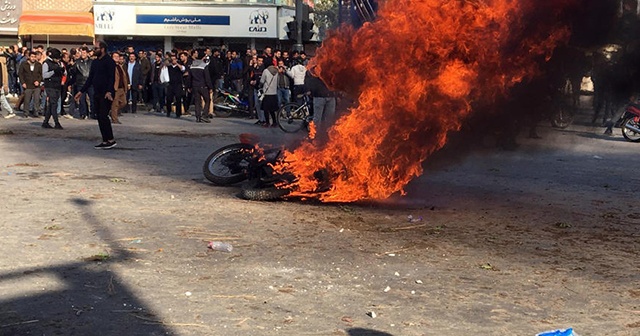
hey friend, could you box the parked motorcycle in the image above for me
[619,103,640,142]
[202,134,292,200]
[212,88,251,118]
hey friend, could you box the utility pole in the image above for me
[294,0,304,52]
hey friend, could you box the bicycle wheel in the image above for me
[277,103,307,133]
[203,143,255,185]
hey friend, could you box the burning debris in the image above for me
[275,0,575,202]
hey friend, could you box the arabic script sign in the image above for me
[94,5,277,38]
[0,0,20,32]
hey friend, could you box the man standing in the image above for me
[138,50,151,105]
[305,66,336,131]
[208,49,224,91]
[41,48,66,129]
[150,53,166,113]
[110,52,128,124]
[186,49,213,123]
[126,53,144,113]
[73,47,93,119]
[75,41,117,149]
[18,51,42,118]
[0,55,16,119]
[166,54,185,118]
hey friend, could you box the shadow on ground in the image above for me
[0,197,173,335]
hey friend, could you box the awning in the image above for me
[18,11,94,37]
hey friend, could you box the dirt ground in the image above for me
[0,103,638,336]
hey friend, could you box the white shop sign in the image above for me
[94,5,277,38]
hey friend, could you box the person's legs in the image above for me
[0,91,14,116]
[33,89,42,116]
[95,96,114,143]
[47,89,62,127]
[193,88,203,120]
[313,97,328,125]
[165,87,175,117]
[111,89,126,123]
[88,87,96,118]
[23,89,34,115]
[130,90,139,113]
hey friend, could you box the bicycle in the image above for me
[276,93,313,133]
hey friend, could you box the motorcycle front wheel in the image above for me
[203,143,255,185]
[621,116,640,142]
[213,96,233,118]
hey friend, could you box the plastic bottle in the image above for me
[208,241,233,252]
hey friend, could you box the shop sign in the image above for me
[0,0,21,33]
[94,5,277,38]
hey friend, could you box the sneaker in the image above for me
[41,123,53,129]
[94,141,117,150]
[54,124,64,130]
[201,117,211,123]
[4,113,15,119]
[63,114,74,119]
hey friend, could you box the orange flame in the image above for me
[276,0,572,202]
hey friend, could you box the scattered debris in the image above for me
[129,239,142,244]
[339,228,344,233]
[44,224,63,230]
[109,178,127,183]
[383,286,391,292]
[555,222,572,228]
[479,263,498,271]
[415,280,423,284]
[208,241,233,252]
[536,328,579,336]
[84,253,110,262]
[366,311,377,318]
[7,163,41,167]
[0,320,39,328]
[341,316,354,324]
[185,291,192,297]
[0,130,14,135]
[407,215,423,223]
[394,272,400,276]
[592,155,603,160]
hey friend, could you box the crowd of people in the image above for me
[0,42,338,146]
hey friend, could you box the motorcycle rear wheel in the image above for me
[621,116,640,142]
[213,96,233,118]
[203,143,255,185]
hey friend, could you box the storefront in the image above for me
[18,0,94,49]
[93,3,282,52]
[0,0,21,47]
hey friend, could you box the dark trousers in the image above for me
[262,95,278,125]
[127,89,140,113]
[151,82,166,111]
[192,87,210,119]
[44,88,61,125]
[166,85,183,117]
[183,89,192,113]
[95,94,114,142]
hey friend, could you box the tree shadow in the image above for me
[0,197,173,335]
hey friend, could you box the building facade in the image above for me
[93,0,318,53]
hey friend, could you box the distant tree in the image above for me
[314,0,339,40]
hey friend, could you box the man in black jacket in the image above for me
[166,54,186,118]
[75,41,117,149]
[42,48,65,129]
[187,50,213,123]
[208,48,224,92]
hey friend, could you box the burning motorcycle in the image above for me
[619,103,640,142]
[202,134,292,200]
[212,88,251,118]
